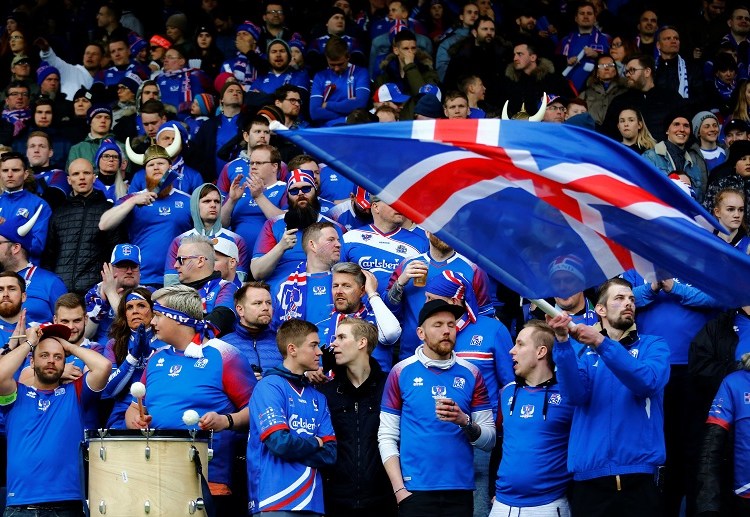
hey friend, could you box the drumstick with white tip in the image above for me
[130,382,147,420]
[530,299,577,330]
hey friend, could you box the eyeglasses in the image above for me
[100,153,120,160]
[249,160,273,166]
[546,105,566,113]
[176,255,204,265]
[266,9,283,14]
[597,63,616,69]
[9,35,23,40]
[624,67,645,76]
[285,98,302,104]
[7,92,29,97]
[288,185,314,195]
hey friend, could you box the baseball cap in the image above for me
[213,236,239,260]
[725,118,750,134]
[11,55,29,67]
[111,244,142,266]
[373,83,410,104]
[38,323,72,342]
[417,299,464,327]
[418,83,442,101]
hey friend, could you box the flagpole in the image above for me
[530,298,577,330]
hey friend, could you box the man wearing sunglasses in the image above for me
[252,169,345,291]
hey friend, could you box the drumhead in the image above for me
[85,429,210,441]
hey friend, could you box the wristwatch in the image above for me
[459,413,472,429]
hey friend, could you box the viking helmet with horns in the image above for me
[125,129,182,166]
[501,93,547,121]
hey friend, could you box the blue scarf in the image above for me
[2,108,30,136]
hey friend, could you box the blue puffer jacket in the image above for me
[642,140,708,202]
[553,328,670,480]
[221,322,281,375]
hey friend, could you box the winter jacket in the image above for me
[221,322,281,374]
[318,359,397,512]
[580,77,628,126]
[642,141,708,202]
[499,58,573,118]
[42,189,120,293]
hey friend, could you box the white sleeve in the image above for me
[378,411,401,463]
[370,295,402,345]
[470,408,496,451]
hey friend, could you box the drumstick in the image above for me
[130,382,147,420]
[530,299,577,330]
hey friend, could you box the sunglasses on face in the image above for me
[288,185,314,195]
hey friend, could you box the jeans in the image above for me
[4,506,84,517]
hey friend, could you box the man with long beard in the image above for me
[98,131,191,288]
[0,271,29,346]
[251,169,344,290]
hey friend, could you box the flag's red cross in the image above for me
[392,120,672,272]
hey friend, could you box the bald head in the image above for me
[67,158,96,196]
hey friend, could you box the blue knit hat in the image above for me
[36,62,60,86]
[236,21,260,41]
[87,105,113,125]
[94,138,122,167]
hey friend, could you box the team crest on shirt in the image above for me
[362,233,372,242]
[453,377,466,389]
[548,393,562,405]
[431,385,447,400]
[156,358,165,367]
[469,335,483,347]
[206,291,216,302]
[194,358,209,369]
[158,206,171,216]
[15,207,29,218]
[313,286,327,295]
[413,377,423,387]
[168,365,182,377]
[629,349,639,359]
[175,201,184,208]
[37,399,51,412]
[312,399,319,412]
[396,245,407,254]
[520,404,535,419]
[745,393,750,404]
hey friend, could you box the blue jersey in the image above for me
[385,252,495,360]
[221,52,258,91]
[0,189,51,263]
[100,62,149,87]
[707,370,750,497]
[496,381,573,506]
[455,316,514,413]
[199,276,238,313]
[309,64,370,127]
[273,271,333,330]
[155,70,207,112]
[253,68,310,94]
[381,354,493,491]
[343,224,428,289]
[247,371,335,514]
[558,29,609,92]
[120,189,192,285]
[3,378,97,505]
[20,264,67,325]
[165,228,250,285]
[327,201,371,231]
[141,341,255,485]
[230,185,286,247]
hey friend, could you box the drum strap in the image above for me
[191,446,216,517]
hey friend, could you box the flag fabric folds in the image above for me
[278,119,750,306]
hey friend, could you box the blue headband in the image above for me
[153,303,217,340]
[126,292,147,302]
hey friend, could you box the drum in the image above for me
[85,429,210,516]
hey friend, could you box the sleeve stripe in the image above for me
[706,415,731,430]
[260,423,289,441]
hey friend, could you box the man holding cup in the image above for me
[378,299,496,517]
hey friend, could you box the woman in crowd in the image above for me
[617,107,656,154]
[712,188,750,252]
[580,53,628,127]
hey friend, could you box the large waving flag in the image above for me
[277,120,750,306]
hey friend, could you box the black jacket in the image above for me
[318,359,396,512]
[42,189,120,294]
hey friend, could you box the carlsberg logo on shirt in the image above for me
[289,414,316,433]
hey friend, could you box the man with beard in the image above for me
[0,271,28,346]
[378,299,495,517]
[25,131,68,208]
[99,135,192,288]
[254,39,311,96]
[172,234,238,336]
[547,278,670,517]
[220,142,286,248]
[0,152,51,263]
[221,281,281,379]
[252,169,344,290]
[318,262,401,373]
[84,243,142,343]
[274,85,308,130]
[0,317,110,514]
[385,232,496,361]
[273,221,342,328]
[0,200,65,325]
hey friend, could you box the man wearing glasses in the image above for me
[173,234,238,336]
[602,53,684,139]
[222,142,287,249]
[258,2,291,52]
[0,82,31,146]
[274,85,307,129]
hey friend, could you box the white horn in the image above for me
[528,93,547,122]
[165,127,181,159]
[501,101,510,120]
[125,138,144,166]
[17,205,43,238]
